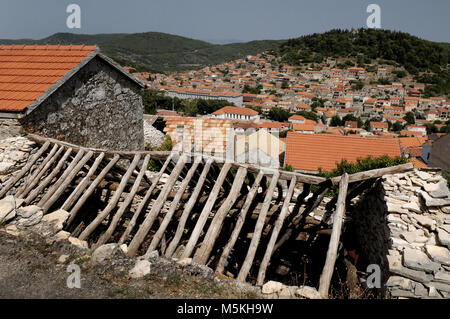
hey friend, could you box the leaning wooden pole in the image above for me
[17,145,64,199]
[23,147,73,205]
[78,154,141,241]
[164,158,213,257]
[193,166,248,265]
[61,152,105,212]
[216,171,264,274]
[257,175,297,285]
[16,143,59,197]
[37,148,85,208]
[67,154,120,226]
[41,150,94,213]
[181,162,232,259]
[0,141,50,198]
[118,154,174,245]
[318,173,349,299]
[237,171,280,282]
[127,154,187,256]
[93,154,151,249]
[146,156,201,254]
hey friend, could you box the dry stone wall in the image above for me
[353,168,450,299]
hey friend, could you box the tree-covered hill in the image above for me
[275,29,450,97]
[0,32,285,73]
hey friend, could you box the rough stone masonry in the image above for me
[352,168,450,299]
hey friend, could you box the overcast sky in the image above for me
[1,0,449,43]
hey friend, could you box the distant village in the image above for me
[126,52,450,173]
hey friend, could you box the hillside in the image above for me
[0,32,285,73]
[275,29,450,96]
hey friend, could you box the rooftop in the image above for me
[285,133,402,172]
[0,44,97,112]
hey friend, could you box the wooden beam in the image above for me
[318,173,349,298]
[165,158,214,257]
[193,166,248,265]
[273,184,330,252]
[61,152,105,212]
[126,154,188,256]
[257,175,297,285]
[93,154,151,249]
[17,145,63,199]
[37,148,86,208]
[146,156,202,253]
[23,147,73,205]
[181,162,232,259]
[216,170,264,274]
[0,141,51,198]
[118,154,174,245]
[237,171,280,282]
[41,150,94,213]
[67,154,120,226]
[331,163,413,185]
[78,154,141,241]
[16,143,59,197]
[27,134,170,160]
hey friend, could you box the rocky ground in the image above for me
[0,230,261,299]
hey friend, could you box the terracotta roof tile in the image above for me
[285,133,401,172]
[0,44,96,112]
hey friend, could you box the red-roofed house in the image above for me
[0,44,145,150]
[211,106,259,121]
[369,121,388,134]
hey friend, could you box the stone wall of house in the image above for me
[20,56,144,151]
[352,169,450,299]
[0,119,24,141]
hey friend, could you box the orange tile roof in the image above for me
[409,157,427,169]
[285,133,401,172]
[212,106,258,116]
[0,44,97,112]
[399,137,427,149]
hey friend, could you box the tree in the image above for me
[391,122,404,132]
[403,112,416,125]
[330,116,343,127]
[268,107,291,122]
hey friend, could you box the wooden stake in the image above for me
[78,154,141,241]
[41,150,94,213]
[17,145,63,199]
[257,176,296,285]
[146,156,202,253]
[318,173,349,298]
[93,154,151,249]
[61,152,105,211]
[193,166,248,265]
[23,147,73,205]
[37,149,85,208]
[0,141,51,198]
[67,154,120,226]
[126,154,187,256]
[216,171,264,274]
[237,171,280,282]
[181,162,232,259]
[273,184,329,252]
[16,143,59,197]
[118,154,174,245]
[165,158,213,257]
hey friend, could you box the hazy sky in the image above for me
[1,0,449,43]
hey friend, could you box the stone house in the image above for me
[0,45,145,151]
